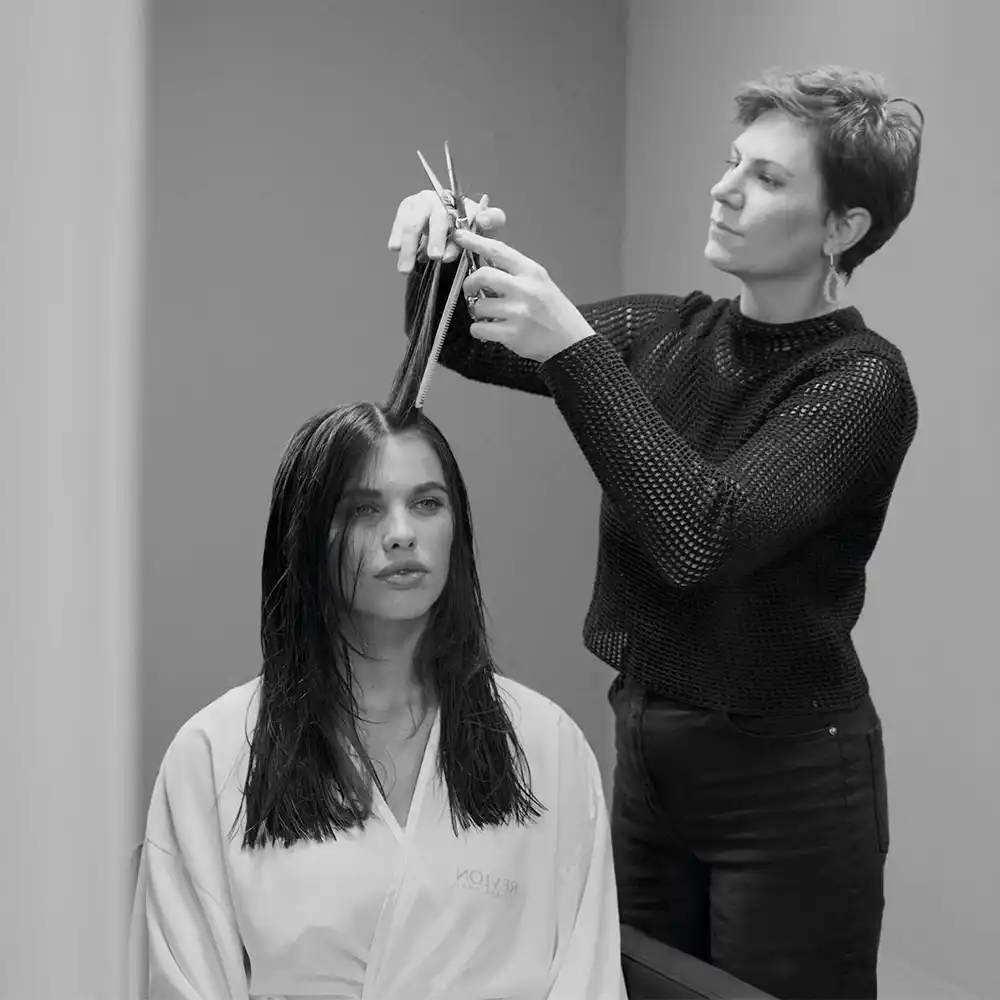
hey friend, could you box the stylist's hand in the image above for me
[388,190,506,273]
[453,229,595,364]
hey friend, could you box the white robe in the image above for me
[128,674,627,999]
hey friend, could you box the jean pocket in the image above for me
[720,710,838,743]
[867,724,890,853]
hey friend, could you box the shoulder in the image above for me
[143,678,260,851]
[676,289,727,324]
[494,673,573,730]
[616,289,721,330]
[811,322,916,402]
[783,324,919,447]
[618,290,730,362]
[494,674,601,776]
[494,676,606,843]
[582,290,720,330]
[159,678,260,789]
[816,310,910,373]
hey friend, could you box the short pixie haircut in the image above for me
[733,65,925,281]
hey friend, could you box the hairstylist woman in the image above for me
[388,65,924,1000]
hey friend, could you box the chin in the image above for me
[360,580,446,622]
[348,602,435,635]
[704,243,736,275]
[378,601,437,622]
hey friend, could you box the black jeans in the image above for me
[608,673,889,1000]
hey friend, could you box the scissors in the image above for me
[413,142,489,409]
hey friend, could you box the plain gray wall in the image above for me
[138,0,624,836]
[624,1,997,996]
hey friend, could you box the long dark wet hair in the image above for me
[237,297,543,848]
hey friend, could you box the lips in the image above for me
[711,219,741,235]
[377,565,428,589]
[375,560,428,579]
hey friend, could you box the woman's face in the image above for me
[331,431,454,627]
[704,110,833,281]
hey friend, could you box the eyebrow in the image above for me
[731,143,793,175]
[342,480,449,499]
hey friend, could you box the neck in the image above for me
[738,272,842,324]
[344,616,432,718]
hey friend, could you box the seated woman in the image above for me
[128,312,626,1000]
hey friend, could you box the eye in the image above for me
[352,497,444,517]
[724,158,781,188]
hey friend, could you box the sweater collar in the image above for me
[722,295,866,357]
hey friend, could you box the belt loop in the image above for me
[629,675,647,725]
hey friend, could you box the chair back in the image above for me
[620,924,776,999]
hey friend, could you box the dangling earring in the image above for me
[823,250,846,307]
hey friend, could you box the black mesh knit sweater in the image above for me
[405,262,918,715]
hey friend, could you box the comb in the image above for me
[414,253,472,409]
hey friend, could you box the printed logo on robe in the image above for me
[455,866,519,900]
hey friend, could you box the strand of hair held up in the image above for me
[415,250,472,410]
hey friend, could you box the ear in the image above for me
[826,206,872,258]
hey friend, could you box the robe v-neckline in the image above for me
[369,706,441,843]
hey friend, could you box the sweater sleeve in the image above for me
[402,259,675,396]
[538,334,916,589]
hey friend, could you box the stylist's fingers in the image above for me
[416,231,463,266]
[453,229,539,278]
[466,291,512,321]
[420,204,508,265]
[439,199,506,263]
[389,190,451,273]
[466,199,506,234]
[414,232,460,265]
[463,265,521,300]
[389,191,508,272]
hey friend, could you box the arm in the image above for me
[539,337,917,589]
[129,735,249,999]
[546,716,627,1000]
[403,259,673,397]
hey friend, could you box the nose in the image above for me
[382,509,418,551]
[710,171,743,209]
[385,537,416,551]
